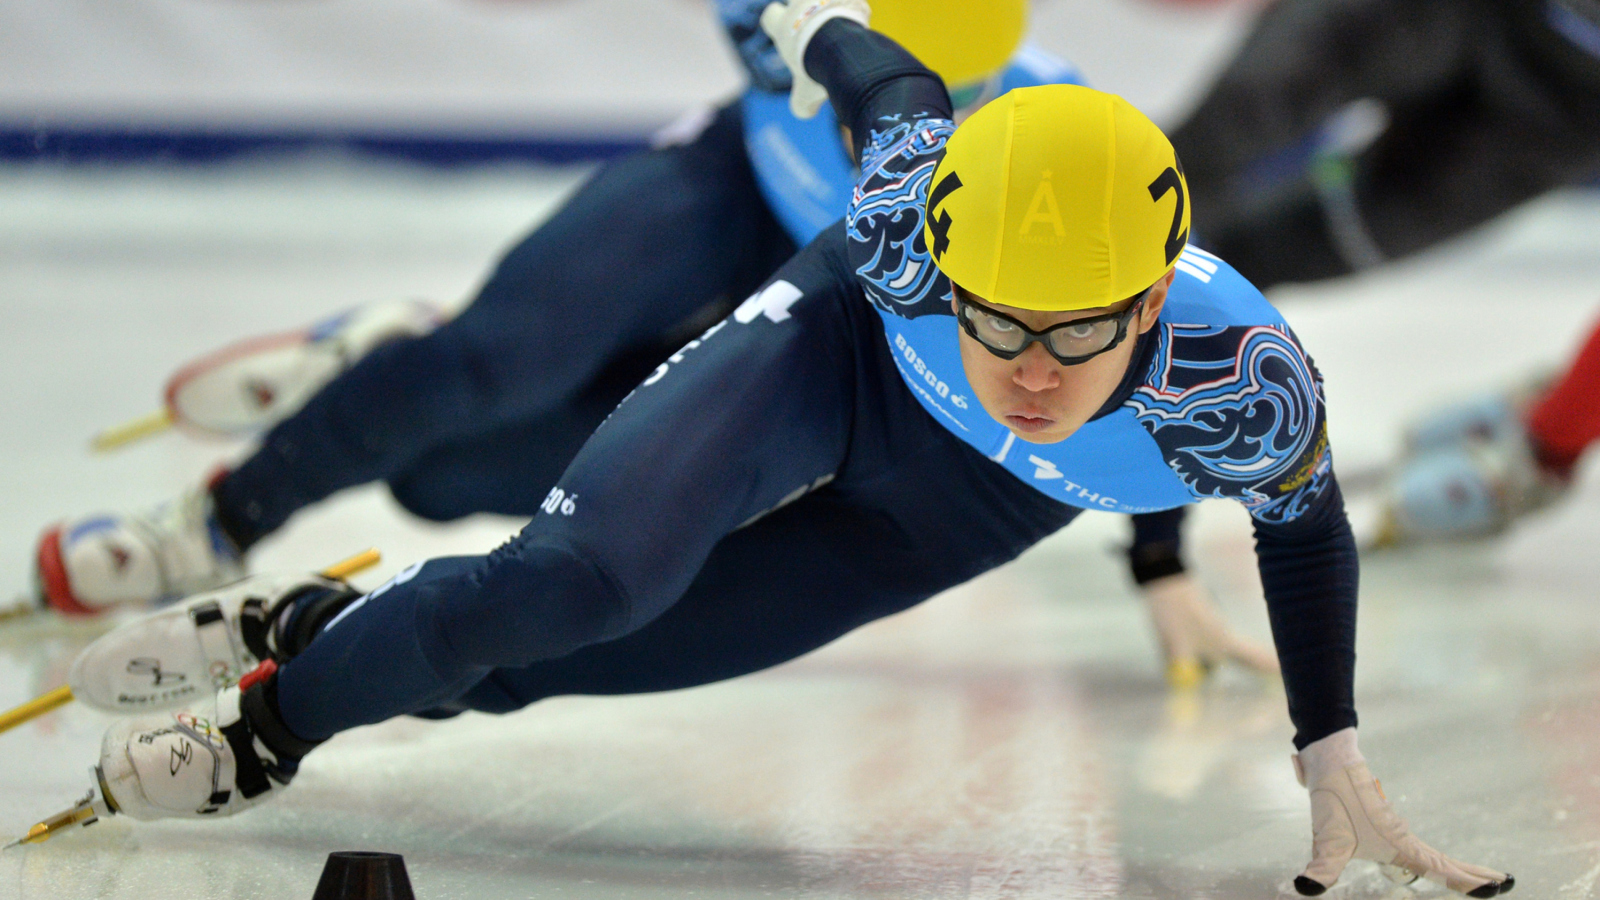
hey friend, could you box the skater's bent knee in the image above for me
[438,541,633,668]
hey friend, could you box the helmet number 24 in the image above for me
[1147,166,1188,266]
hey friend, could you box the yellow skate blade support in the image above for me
[0,595,38,625]
[89,408,174,453]
[322,547,382,582]
[4,789,107,850]
[0,685,73,736]
[0,549,381,736]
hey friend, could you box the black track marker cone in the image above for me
[311,851,416,900]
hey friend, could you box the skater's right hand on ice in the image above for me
[69,572,359,715]
[1293,729,1513,897]
[1140,573,1279,688]
[759,0,871,118]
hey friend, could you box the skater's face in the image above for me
[954,270,1171,444]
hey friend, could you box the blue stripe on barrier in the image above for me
[0,126,651,165]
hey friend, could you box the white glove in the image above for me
[1140,573,1279,688]
[1293,729,1513,897]
[759,0,871,118]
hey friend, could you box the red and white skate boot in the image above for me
[35,487,245,616]
[164,299,443,436]
[97,665,319,821]
[67,572,358,713]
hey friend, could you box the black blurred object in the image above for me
[1172,0,1600,291]
[311,852,416,900]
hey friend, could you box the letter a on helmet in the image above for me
[923,84,1191,312]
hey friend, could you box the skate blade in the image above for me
[4,787,108,850]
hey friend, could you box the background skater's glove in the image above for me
[1293,728,1514,897]
[759,0,871,118]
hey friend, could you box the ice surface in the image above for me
[1,160,1599,899]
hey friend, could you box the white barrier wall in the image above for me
[0,0,739,135]
[0,0,1257,160]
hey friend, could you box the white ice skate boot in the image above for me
[35,486,245,616]
[1141,572,1280,688]
[1374,420,1566,546]
[164,299,442,436]
[98,666,319,821]
[67,573,359,713]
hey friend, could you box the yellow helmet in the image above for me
[872,0,1027,88]
[922,84,1190,312]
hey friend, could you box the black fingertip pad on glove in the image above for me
[1466,874,1514,898]
[1293,875,1327,896]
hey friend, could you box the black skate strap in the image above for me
[241,676,323,761]
[280,586,360,658]
[244,584,361,663]
[220,717,273,800]
[238,598,274,663]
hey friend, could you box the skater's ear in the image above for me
[1134,270,1175,335]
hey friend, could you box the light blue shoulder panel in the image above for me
[875,245,1295,514]
[875,305,1196,515]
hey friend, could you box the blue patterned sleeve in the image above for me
[846,120,959,319]
[803,19,960,320]
[1134,319,1357,745]
[1130,322,1333,525]
[1132,319,1356,747]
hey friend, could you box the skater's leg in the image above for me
[445,357,1084,711]
[272,235,860,740]
[1349,45,1600,263]
[385,344,664,520]
[383,412,599,522]
[213,104,795,547]
[456,475,1079,712]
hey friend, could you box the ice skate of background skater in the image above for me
[29,0,1273,686]
[1168,0,1600,543]
[42,4,1512,894]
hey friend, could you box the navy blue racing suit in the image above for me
[212,21,1091,543]
[273,24,1359,751]
[202,11,1203,597]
